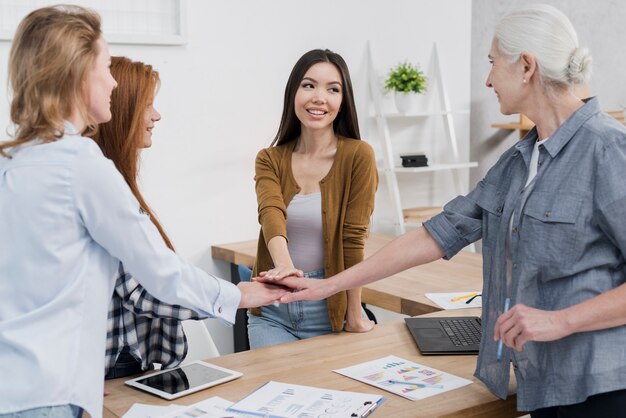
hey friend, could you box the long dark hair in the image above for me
[271,49,361,146]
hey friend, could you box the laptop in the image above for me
[404,316,481,355]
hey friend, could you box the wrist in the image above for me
[557,307,575,337]
[326,277,343,298]
[273,261,295,269]
[346,302,364,317]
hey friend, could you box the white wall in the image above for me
[0,0,472,354]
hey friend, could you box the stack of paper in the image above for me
[125,383,384,418]
[227,381,384,417]
[123,397,257,418]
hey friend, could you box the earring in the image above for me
[523,79,527,83]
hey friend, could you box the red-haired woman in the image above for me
[92,56,201,379]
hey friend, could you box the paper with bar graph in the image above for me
[226,381,384,417]
[334,355,471,401]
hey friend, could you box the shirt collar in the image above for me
[63,120,81,136]
[514,97,601,158]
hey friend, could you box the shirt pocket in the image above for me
[522,191,583,271]
[474,181,506,247]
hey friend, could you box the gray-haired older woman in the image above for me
[260,4,626,416]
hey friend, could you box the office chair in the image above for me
[180,320,220,364]
[238,264,252,282]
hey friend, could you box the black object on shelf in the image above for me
[400,154,428,167]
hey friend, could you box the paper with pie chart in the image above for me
[334,355,472,401]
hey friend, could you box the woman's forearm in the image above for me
[346,287,364,318]
[329,227,445,293]
[266,235,294,268]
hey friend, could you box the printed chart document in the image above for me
[425,292,482,310]
[122,403,183,418]
[155,397,256,418]
[226,381,384,418]
[334,355,472,401]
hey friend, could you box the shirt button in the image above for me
[538,161,543,166]
[512,227,518,233]
[545,211,551,218]
[513,263,518,269]
[496,207,502,214]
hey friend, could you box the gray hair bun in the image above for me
[567,47,592,84]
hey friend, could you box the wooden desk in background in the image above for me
[211,233,483,317]
[103,309,523,418]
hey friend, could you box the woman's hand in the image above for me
[344,316,375,333]
[494,303,571,351]
[254,275,337,303]
[259,265,304,281]
[237,281,291,308]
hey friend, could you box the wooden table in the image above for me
[103,309,523,418]
[212,233,483,317]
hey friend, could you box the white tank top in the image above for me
[286,192,324,273]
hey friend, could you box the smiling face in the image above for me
[84,36,118,124]
[141,92,161,148]
[486,39,525,115]
[294,62,343,133]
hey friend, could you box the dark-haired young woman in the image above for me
[247,49,378,348]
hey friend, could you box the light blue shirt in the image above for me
[0,124,240,418]
[425,98,626,410]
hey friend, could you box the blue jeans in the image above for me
[247,269,333,348]
[0,406,82,418]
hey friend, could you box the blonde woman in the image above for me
[0,5,287,418]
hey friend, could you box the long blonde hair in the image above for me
[1,5,102,157]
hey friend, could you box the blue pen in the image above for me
[496,297,511,362]
[385,380,443,389]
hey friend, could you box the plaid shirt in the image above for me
[105,263,204,375]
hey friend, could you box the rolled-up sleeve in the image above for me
[424,187,484,259]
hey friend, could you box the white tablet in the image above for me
[124,360,242,400]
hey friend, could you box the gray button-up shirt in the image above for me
[424,97,626,411]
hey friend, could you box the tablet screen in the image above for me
[134,363,233,395]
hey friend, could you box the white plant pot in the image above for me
[394,92,428,114]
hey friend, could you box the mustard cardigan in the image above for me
[250,136,378,332]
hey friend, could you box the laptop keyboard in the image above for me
[439,318,481,347]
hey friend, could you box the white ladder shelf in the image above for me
[367,41,478,235]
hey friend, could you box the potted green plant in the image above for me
[385,61,427,114]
